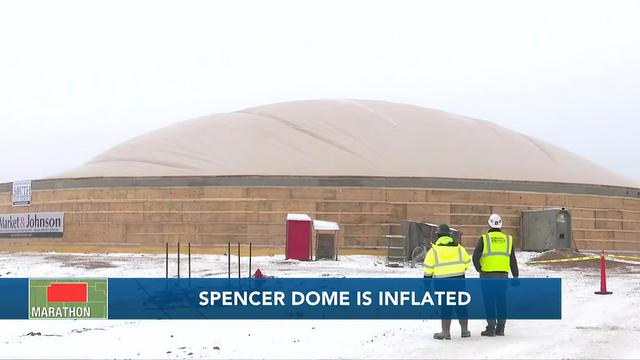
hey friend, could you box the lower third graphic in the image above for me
[29,279,108,319]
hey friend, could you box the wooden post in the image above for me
[338,210,343,260]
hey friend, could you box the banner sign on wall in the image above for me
[12,180,32,206]
[0,212,64,238]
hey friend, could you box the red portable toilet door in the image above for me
[286,214,312,260]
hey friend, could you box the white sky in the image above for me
[0,0,639,184]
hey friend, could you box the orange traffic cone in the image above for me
[594,251,612,295]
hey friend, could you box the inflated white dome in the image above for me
[55,99,639,188]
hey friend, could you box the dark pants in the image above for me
[425,275,468,319]
[480,272,508,330]
[437,275,468,320]
[425,274,468,335]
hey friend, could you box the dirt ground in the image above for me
[43,254,117,270]
[529,249,640,272]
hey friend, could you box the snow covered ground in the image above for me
[0,251,639,359]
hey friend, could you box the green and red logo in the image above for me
[29,279,108,319]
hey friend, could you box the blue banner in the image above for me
[0,278,561,320]
[108,278,560,320]
[0,279,28,319]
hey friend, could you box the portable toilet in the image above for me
[520,208,573,251]
[313,220,340,260]
[286,214,313,260]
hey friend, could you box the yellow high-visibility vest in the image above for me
[423,236,471,278]
[479,231,513,272]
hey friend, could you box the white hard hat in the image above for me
[488,213,503,229]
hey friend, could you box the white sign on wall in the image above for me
[0,212,64,238]
[12,180,32,207]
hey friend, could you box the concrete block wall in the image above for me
[0,185,639,252]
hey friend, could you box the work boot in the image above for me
[496,326,505,336]
[433,332,451,340]
[481,328,496,337]
[459,320,471,338]
[434,320,452,340]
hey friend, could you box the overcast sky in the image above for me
[1,0,638,184]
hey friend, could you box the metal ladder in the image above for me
[385,235,406,267]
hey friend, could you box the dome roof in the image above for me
[56,99,638,188]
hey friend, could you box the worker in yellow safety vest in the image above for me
[472,213,519,337]
[423,224,472,340]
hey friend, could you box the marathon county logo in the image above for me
[28,279,108,319]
